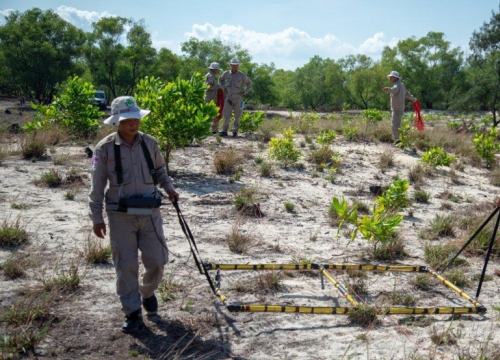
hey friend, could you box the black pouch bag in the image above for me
[118,197,161,211]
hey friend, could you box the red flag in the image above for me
[216,88,225,121]
[414,100,424,131]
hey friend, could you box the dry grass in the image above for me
[379,149,395,172]
[226,223,254,254]
[214,148,242,174]
[0,216,30,248]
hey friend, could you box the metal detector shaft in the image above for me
[444,207,500,271]
[476,208,500,299]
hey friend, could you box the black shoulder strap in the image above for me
[113,143,123,185]
[140,137,158,186]
[113,136,158,186]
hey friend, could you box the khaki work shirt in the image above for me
[387,80,416,110]
[89,131,175,225]
[205,70,218,102]
[219,70,252,100]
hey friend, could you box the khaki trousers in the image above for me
[222,95,243,133]
[108,210,168,315]
[391,109,405,140]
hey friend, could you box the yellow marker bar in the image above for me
[204,263,426,272]
[226,305,485,314]
[428,269,483,307]
[317,265,359,307]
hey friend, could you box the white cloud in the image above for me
[359,32,398,54]
[185,23,399,70]
[55,6,115,31]
[0,9,14,25]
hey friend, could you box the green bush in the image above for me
[472,128,500,168]
[362,109,383,123]
[376,178,410,212]
[25,76,102,138]
[421,147,456,167]
[267,129,301,166]
[136,74,219,173]
[240,111,264,133]
[316,129,337,145]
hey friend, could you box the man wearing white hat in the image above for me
[205,62,221,134]
[382,71,417,143]
[89,96,179,333]
[218,58,252,137]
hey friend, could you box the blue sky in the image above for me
[1,0,498,70]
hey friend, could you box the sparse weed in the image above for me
[52,153,70,165]
[19,132,47,159]
[284,201,295,212]
[429,325,457,346]
[379,150,395,172]
[226,224,254,254]
[413,190,430,203]
[81,236,111,264]
[347,304,377,327]
[158,266,183,302]
[389,291,417,307]
[414,274,432,291]
[0,216,30,248]
[429,214,455,238]
[214,148,242,174]
[36,168,63,187]
[1,253,28,279]
[40,265,80,293]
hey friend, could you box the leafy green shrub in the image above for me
[240,111,265,133]
[267,129,301,166]
[136,74,219,172]
[472,128,500,168]
[284,201,295,212]
[421,147,456,167]
[362,109,383,123]
[397,121,413,148]
[376,178,410,212]
[446,120,461,130]
[343,125,359,141]
[316,129,337,145]
[26,76,102,138]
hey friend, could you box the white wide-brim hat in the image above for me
[229,58,240,65]
[103,96,150,125]
[208,62,221,70]
[387,70,400,79]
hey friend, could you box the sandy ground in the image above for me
[1,100,500,359]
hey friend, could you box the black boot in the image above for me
[121,308,143,333]
[142,293,158,316]
[219,131,228,137]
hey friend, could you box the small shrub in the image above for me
[82,236,111,264]
[348,305,377,327]
[267,129,301,166]
[226,225,253,254]
[389,292,417,307]
[41,266,80,293]
[36,168,63,187]
[284,201,295,212]
[255,271,283,291]
[233,187,257,211]
[316,129,337,145]
[472,127,500,168]
[376,178,410,212]
[429,214,455,238]
[309,146,339,171]
[239,111,264,133]
[158,266,183,302]
[443,269,471,288]
[362,109,383,123]
[414,274,432,291]
[424,243,465,269]
[343,125,359,141]
[0,217,30,248]
[408,163,432,184]
[1,254,27,279]
[379,150,395,172]
[259,162,273,177]
[421,147,456,167]
[413,190,430,203]
[214,148,242,174]
[19,132,47,159]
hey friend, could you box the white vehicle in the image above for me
[93,90,107,110]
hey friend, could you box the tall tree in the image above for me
[84,16,129,99]
[468,5,500,125]
[0,8,86,103]
[381,32,464,109]
[151,48,181,83]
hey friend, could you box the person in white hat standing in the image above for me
[382,70,418,144]
[218,58,252,137]
[89,96,179,333]
[205,62,221,134]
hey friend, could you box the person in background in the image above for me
[205,62,222,134]
[89,96,179,333]
[382,70,417,145]
[218,58,252,137]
